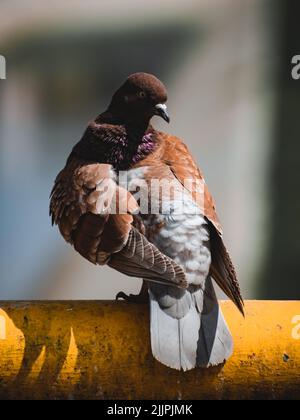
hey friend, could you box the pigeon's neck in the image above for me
[71,112,157,170]
[99,111,157,169]
[114,123,157,170]
[123,129,156,169]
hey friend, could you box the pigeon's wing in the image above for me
[50,156,186,288]
[137,132,244,314]
[108,227,186,288]
[208,222,244,315]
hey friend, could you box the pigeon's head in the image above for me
[109,72,169,124]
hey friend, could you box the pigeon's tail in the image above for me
[148,277,233,371]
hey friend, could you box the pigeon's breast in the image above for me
[145,192,211,287]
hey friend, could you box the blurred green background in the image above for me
[0,0,299,300]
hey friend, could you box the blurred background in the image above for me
[0,0,299,300]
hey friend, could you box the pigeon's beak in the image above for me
[155,103,170,123]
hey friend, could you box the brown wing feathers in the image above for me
[108,227,187,288]
[209,223,244,315]
[50,157,187,288]
[50,158,135,264]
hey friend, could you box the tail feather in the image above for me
[149,277,233,371]
[196,301,233,367]
[149,289,200,370]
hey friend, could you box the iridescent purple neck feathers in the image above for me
[131,132,155,164]
[96,129,156,169]
[69,117,157,170]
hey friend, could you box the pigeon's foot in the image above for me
[116,281,148,304]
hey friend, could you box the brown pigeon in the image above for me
[50,73,243,371]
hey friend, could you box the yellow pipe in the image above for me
[0,300,299,400]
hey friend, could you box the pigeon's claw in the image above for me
[116,282,149,304]
[115,291,148,304]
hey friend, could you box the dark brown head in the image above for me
[108,72,169,125]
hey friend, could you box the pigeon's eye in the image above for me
[137,91,146,99]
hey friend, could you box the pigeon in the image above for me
[50,72,244,371]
